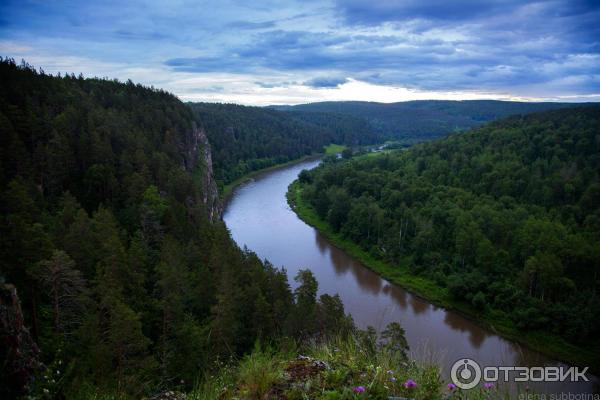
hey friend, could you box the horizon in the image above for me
[1,1,599,105]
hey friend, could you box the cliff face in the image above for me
[180,122,221,221]
[0,284,42,397]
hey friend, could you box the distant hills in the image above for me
[273,100,590,143]
[190,100,593,186]
[188,102,382,185]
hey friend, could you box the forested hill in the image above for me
[296,106,600,360]
[188,100,582,188]
[188,102,383,186]
[0,59,353,398]
[275,100,584,143]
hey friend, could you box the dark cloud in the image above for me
[2,0,598,99]
[304,76,348,88]
[333,0,598,25]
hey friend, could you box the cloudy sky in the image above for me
[1,0,599,105]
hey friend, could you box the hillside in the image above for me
[293,106,600,366]
[275,100,585,143]
[188,100,583,188]
[0,59,355,398]
[188,102,382,186]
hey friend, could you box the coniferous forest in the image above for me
[189,101,580,188]
[0,59,358,398]
[188,102,383,186]
[294,106,600,363]
[2,0,600,397]
[1,56,599,399]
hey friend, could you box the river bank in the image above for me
[287,180,600,374]
[220,144,347,204]
[220,155,321,205]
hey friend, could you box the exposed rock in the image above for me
[1,283,42,397]
[179,122,222,221]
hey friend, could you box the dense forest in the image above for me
[188,103,382,186]
[276,100,583,144]
[296,106,600,352]
[189,101,583,189]
[2,57,597,398]
[0,59,358,398]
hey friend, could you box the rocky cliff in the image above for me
[1,283,42,397]
[180,122,221,221]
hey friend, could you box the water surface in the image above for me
[224,159,598,394]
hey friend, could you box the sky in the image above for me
[1,0,599,105]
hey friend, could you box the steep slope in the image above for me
[188,102,383,186]
[0,59,344,398]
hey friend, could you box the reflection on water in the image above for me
[223,159,599,395]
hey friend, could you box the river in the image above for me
[223,159,598,395]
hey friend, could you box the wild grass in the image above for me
[185,334,525,399]
[236,345,284,399]
[324,144,347,155]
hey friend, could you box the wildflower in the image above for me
[353,386,366,394]
[404,379,417,389]
[447,383,457,390]
[484,382,494,390]
[387,370,394,375]
[390,377,397,383]
[43,389,49,394]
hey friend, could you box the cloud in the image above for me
[0,0,598,103]
[333,0,598,26]
[304,76,348,88]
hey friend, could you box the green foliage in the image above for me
[236,344,283,399]
[188,103,381,186]
[325,143,348,155]
[186,329,462,400]
[296,106,600,357]
[0,59,353,397]
[275,100,586,144]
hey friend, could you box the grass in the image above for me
[237,345,285,398]
[287,180,600,374]
[324,143,347,155]
[186,334,520,399]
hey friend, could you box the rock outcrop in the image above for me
[180,122,221,221]
[1,283,42,397]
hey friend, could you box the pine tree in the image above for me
[33,250,86,335]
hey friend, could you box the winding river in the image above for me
[223,159,598,395]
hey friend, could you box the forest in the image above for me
[2,57,597,398]
[295,106,600,358]
[0,59,361,398]
[189,100,581,188]
[188,102,383,187]
[275,100,582,144]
